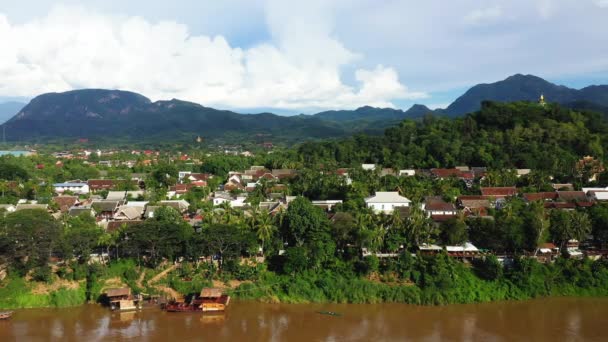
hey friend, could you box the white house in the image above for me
[53,182,90,195]
[365,192,411,213]
[399,169,416,177]
[212,192,247,208]
[178,171,192,181]
[361,164,376,171]
[582,187,608,201]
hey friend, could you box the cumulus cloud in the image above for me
[0,4,425,111]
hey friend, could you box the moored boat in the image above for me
[164,288,230,313]
[0,311,13,320]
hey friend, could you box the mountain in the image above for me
[0,89,362,143]
[0,101,25,124]
[563,100,608,116]
[313,104,435,122]
[444,74,608,116]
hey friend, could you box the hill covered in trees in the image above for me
[297,101,608,173]
[0,89,430,144]
[445,74,608,116]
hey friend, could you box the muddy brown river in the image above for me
[0,297,607,341]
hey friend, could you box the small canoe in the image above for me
[316,311,341,317]
[0,311,13,320]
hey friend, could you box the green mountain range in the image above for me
[1,74,606,144]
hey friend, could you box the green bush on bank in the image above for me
[232,255,608,305]
[0,276,87,309]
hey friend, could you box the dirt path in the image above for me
[155,286,183,302]
[136,269,146,288]
[148,264,179,285]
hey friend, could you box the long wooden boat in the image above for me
[164,288,230,313]
[0,311,13,320]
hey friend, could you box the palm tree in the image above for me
[255,210,276,256]
[570,211,592,242]
[405,204,435,246]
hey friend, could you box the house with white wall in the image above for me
[53,182,90,195]
[365,192,411,213]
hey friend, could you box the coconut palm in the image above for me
[255,210,276,255]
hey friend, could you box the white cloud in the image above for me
[0,4,425,111]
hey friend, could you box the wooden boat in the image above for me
[0,311,13,320]
[317,311,342,317]
[164,288,230,313]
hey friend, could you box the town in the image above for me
[1,144,608,296]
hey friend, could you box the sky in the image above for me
[0,0,607,114]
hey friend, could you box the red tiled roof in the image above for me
[460,171,475,180]
[431,168,462,178]
[53,196,79,213]
[88,179,115,190]
[557,191,588,202]
[336,168,350,176]
[170,184,194,194]
[425,197,456,211]
[189,173,212,181]
[523,192,558,202]
[481,187,518,197]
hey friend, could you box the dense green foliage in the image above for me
[233,254,608,305]
[296,101,608,173]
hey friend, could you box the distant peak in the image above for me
[408,104,430,110]
[504,74,546,82]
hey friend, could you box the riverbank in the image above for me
[2,255,608,309]
[231,256,608,305]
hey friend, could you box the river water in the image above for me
[1,297,606,341]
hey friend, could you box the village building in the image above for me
[457,196,491,216]
[361,164,376,171]
[87,179,116,192]
[159,200,190,213]
[311,200,343,211]
[556,191,588,203]
[15,203,49,211]
[52,195,80,213]
[423,196,458,218]
[114,202,148,220]
[480,187,518,198]
[68,206,96,217]
[53,182,90,195]
[365,192,411,213]
[91,200,120,219]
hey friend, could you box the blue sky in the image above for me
[0,0,607,113]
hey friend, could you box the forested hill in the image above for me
[445,74,608,116]
[0,89,428,143]
[297,101,608,172]
[313,104,435,122]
